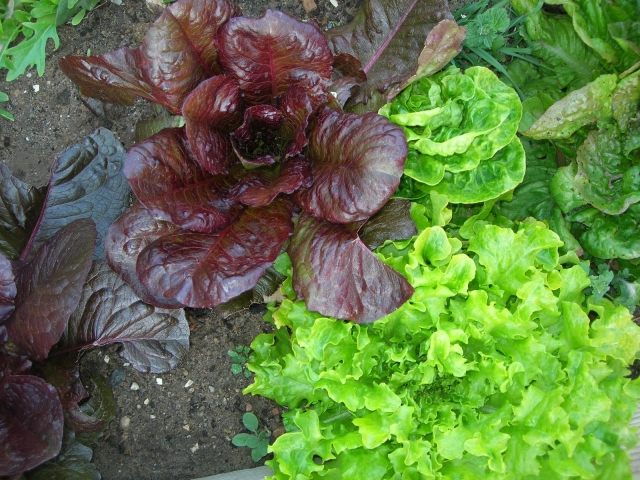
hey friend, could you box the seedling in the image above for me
[228,345,252,379]
[231,412,270,462]
[0,91,13,121]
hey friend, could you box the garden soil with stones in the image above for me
[0,0,358,478]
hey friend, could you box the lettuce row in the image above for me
[380,66,525,204]
[245,208,640,479]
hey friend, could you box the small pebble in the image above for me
[182,425,190,431]
[189,388,195,393]
[130,382,140,391]
[329,0,338,7]
[245,404,253,412]
[208,386,215,393]
[104,355,110,364]
[150,415,156,419]
[136,404,142,409]
[190,443,199,453]
[184,379,194,388]
[144,398,150,405]
[123,362,131,367]
[32,84,40,93]
[156,377,163,385]
[120,416,131,429]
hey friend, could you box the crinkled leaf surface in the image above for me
[59,0,239,112]
[0,164,44,259]
[22,128,129,261]
[580,205,640,260]
[137,200,293,308]
[296,108,407,223]
[289,214,413,322]
[0,253,16,324]
[217,10,333,104]
[6,220,96,360]
[327,0,452,110]
[524,74,618,140]
[62,262,189,373]
[124,128,240,233]
[0,375,64,477]
[105,205,182,308]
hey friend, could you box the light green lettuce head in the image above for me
[380,66,525,204]
[245,206,640,479]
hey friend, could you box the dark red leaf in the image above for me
[0,254,16,324]
[217,10,333,104]
[0,375,63,477]
[279,86,315,158]
[105,205,182,308]
[327,0,452,111]
[296,108,407,223]
[181,75,242,126]
[137,200,293,307]
[6,220,96,361]
[60,0,239,112]
[358,199,416,249]
[125,129,240,231]
[61,263,189,374]
[0,165,44,259]
[182,75,242,174]
[231,156,312,207]
[231,105,285,167]
[21,129,129,262]
[289,214,413,322]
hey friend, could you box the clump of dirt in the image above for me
[0,0,359,478]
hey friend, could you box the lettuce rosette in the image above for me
[245,205,640,479]
[380,66,525,204]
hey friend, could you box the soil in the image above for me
[0,0,359,479]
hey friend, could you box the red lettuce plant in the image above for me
[0,131,189,477]
[60,0,421,322]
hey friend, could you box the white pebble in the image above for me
[120,416,131,429]
[184,379,194,388]
[130,382,140,391]
[190,443,199,453]
[32,84,40,93]
[104,355,110,364]
[182,424,190,431]
[150,414,156,419]
[208,386,215,393]
[329,0,338,7]
[143,398,150,405]
[156,377,163,385]
[123,362,131,367]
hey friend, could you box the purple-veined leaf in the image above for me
[0,164,44,259]
[106,205,182,308]
[0,253,16,324]
[61,262,189,374]
[391,19,466,97]
[358,199,416,249]
[289,214,413,322]
[125,129,240,232]
[296,108,407,223]
[6,220,96,360]
[21,128,129,261]
[0,374,64,477]
[137,200,293,308]
[231,156,312,207]
[182,75,242,174]
[217,10,333,104]
[60,0,239,112]
[279,85,316,158]
[326,0,452,111]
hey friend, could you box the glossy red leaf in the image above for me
[296,108,407,223]
[289,214,413,322]
[327,0,452,110]
[62,263,189,373]
[0,254,16,324]
[217,10,333,104]
[5,220,96,360]
[137,200,293,307]
[231,156,312,207]
[105,205,182,309]
[0,375,64,477]
[60,0,239,112]
[185,123,235,175]
[125,129,239,231]
[279,86,316,158]
[181,75,241,126]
